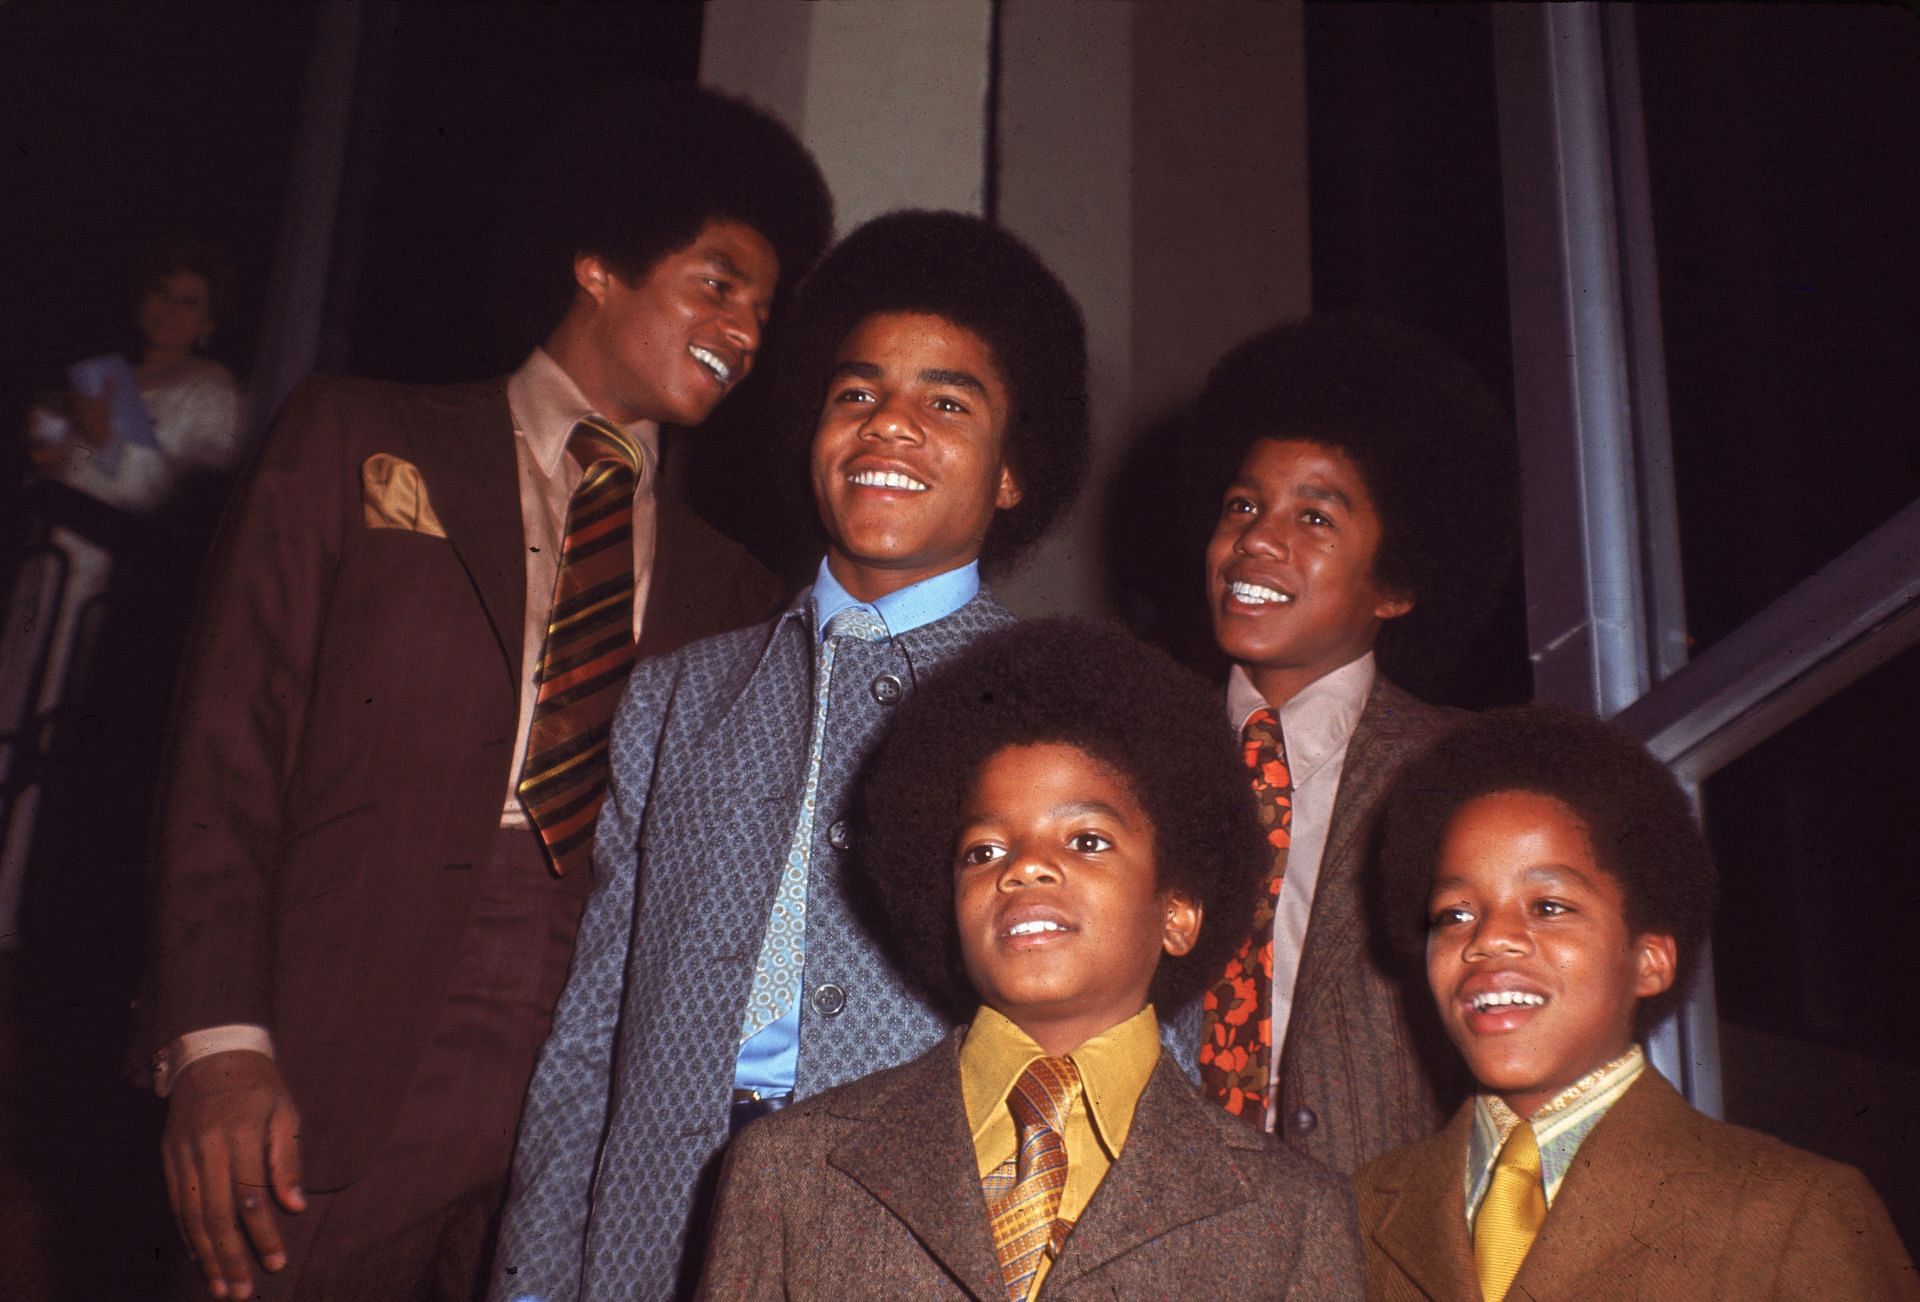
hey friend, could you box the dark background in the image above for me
[2,1,1915,1291]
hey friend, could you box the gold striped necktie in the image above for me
[1475,1121,1546,1301]
[984,1057,1080,1302]
[518,416,642,876]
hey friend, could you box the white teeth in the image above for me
[1471,990,1546,1012]
[849,469,929,492]
[1230,580,1292,605]
[689,346,732,384]
[1007,919,1067,937]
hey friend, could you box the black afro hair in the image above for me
[515,81,832,334]
[854,618,1266,1020]
[773,210,1090,574]
[1379,703,1719,1024]
[1179,313,1517,680]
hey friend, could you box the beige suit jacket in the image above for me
[1355,1069,1919,1300]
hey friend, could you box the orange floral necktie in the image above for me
[1198,706,1291,1121]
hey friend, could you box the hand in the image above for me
[161,1051,307,1300]
[68,379,115,447]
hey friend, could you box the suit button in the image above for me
[1290,1106,1318,1136]
[827,820,851,851]
[811,983,847,1017]
[870,673,903,704]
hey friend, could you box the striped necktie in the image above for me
[1198,706,1291,1120]
[983,1057,1080,1302]
[1475,1122,1546,1301]
[518,416,642,876]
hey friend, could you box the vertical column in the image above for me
[1494,3,1716,1112]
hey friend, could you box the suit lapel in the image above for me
[826,1036,1010,1301]
[1369,1106,1481,1300]
[1513,1071,1709,1298]
[1287,680,1397,1024]
[1043,1057,1262,1290]
[403,378,525,686]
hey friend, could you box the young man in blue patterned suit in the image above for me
[493,211,1091,1300]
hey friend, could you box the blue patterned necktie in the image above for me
[739,604,890,1045]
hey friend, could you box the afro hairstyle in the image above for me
[1378,703,1719,1025]
[854,618,1266,1020]
[1179,313,1517,678]
[772,210,1090,574]
[519,81,831,333]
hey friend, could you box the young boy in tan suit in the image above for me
[699,620,1363,1299]
[1356,705,1917,1300]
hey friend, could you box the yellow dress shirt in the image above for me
[960,1004,1163,1299]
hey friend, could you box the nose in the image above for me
[997,846,1060,891]
[1233,510,1290,560]
[857,393,923,445]
[720,302,761,356]
[1463,906,1530,961]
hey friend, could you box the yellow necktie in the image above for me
[1475,1123,1546,1301]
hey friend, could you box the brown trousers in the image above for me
[183,828,589,1302]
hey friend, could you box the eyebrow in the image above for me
[827,361,992,398]
[1297,483,1354,510]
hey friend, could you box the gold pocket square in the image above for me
[361,453,447,538]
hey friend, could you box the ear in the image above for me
[1160,890,1201,959]
[1631,931,1678,1001]
[574,252,613,307]
[1373,584,1414,623]
[994,463,1024,511]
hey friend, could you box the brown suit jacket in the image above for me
[1272,677,1466,1173]
[1355,1069,1920,1300]
[698,1031,1365,1300]
[145,375,782,1190]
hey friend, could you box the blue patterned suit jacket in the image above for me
[493,588,1016,1300]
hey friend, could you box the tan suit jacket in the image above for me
[1273,677,1468,1173]
[1355,1069,1919,1300]
[699,1032,1365,1299]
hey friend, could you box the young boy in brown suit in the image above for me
[1181,314,1513,1173]
[1356,705,1917,1300]
[698,620,1363,1299]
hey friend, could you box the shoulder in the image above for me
[731,1042,947,1158]
[166,358,240,397]
[1367,676,1469,741]
[273,373,505,430]
[1354,1120,1458,1203]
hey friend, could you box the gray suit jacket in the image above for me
[1174,676,1464,1174]
[698,1032,1365,1299]
[493,589,1015,1300]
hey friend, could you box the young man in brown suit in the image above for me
[1181,315,1513,1173]
[144,85,830,1300]
[1357,706,1917,1300]
[699,620,1363,1299]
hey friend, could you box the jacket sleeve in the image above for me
[1772,1161,1920,1300]
[143,379,352,1052]
[490,656,679,1300]
[691,1118,792,1301]
[1281,1165,1367,1300]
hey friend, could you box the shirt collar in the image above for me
[1225,651,1375,787]
[1466,1044,1646,1216]
[807,557,981,645]
[959,1004,1161,1160]
[506,347,661,490]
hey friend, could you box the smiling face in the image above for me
[810,312,1023,603]
[953,742,1199,1057]
[560,217,778,427]
[1426,790,1677,1118]
[1205,438,1412,708]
